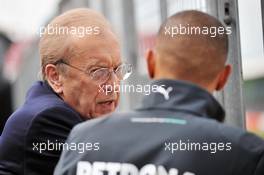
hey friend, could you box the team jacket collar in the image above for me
[137,79,225,122]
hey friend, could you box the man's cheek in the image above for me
[93,105,107,118]
[95,102,116,115]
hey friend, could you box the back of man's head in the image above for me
[146,10,231,92]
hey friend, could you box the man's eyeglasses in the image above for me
[54,59,132,84]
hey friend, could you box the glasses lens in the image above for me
[90,64,132,84]
[115,64,132,80]
[91,68,110,83]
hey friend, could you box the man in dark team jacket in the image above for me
[54,10,264,175]
[0,8,125,175]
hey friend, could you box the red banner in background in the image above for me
[246,111,264,138]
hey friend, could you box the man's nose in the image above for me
[108,71,119,84]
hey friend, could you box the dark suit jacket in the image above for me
[0,81,84,175]
[0,77,12,134]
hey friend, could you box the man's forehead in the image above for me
[86,56,111,65]
[70,33,119,53]
[74,54,121,67]
[66,30,121,66]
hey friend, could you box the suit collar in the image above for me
[26,81,58,100]
[137,79,225,122]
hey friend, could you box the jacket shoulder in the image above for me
[202,119,264,175]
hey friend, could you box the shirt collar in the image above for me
[137,79,225,122]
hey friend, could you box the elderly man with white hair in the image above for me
[0,8,131,175]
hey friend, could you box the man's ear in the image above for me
[215,64,232,91]
[145,49,156,79]
[45,64,63,94]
